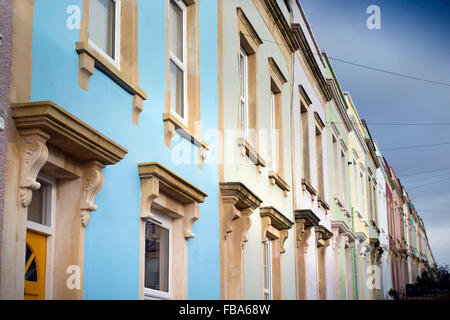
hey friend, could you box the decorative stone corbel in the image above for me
[138,162,207,239]
[280,229,289,253]
[239,208,253,245]
[132,95,143,125]
[78,52,95,91]
[198,145,207,169]
[19,130,50,207]
[80,161,105,227]
[183,202,200,239]
[220,182,262,243]
[296,219,306,248]
[164,120,176,148]
[140,176,160,221]
[260,206,293,253]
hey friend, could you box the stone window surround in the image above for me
[236,8,263,172]
[314,112,329,212]
[77,0,147,125]
[268,57,287,180]
[7,100,127,299]
[138,161,207,300]
[299,85,313,195]
[163,0,209,170]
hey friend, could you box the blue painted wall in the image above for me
[30,0,220,299]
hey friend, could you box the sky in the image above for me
[300,0,450,267]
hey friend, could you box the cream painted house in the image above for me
[218,0,296,300]
[290,1,335,300]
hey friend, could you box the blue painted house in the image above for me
[0,0,219,300]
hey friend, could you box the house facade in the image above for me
[218,0,296,300]
[323,52,356,300]
[0,0,221,300]
[291,0,336,300]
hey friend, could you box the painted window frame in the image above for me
[169,0,188,125]
[88,0,121,69]
[239,47,249,141]
[263,240,273,300]
[26,172,56,300]
[143,210,173,300]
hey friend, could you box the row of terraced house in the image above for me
[0,0,435,300]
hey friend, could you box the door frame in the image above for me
[26,172,56,300]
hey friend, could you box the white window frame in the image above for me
[270,91,277,172]
[169,0,188,125]
[360,170,365,217]
[26,172,56,300]
[88,0,121,69]
[239,48,248,141]
[263,240,273,300]
[144,211,172,300]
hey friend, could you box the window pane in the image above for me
[170,60,185,118]
[170,0,183,62]
[263,241,271,299]
[89,0,116,59]
[28,181,50,227]
[145,221,169,293]
[271,93,276,171]
[241,101,247,140]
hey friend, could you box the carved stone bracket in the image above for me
[80,161,105,227]
[220,182,262,242]
[315,225,333,248]
[19,130,50,207]
[294,209,320,250]
[260,206,293,253]
[138,162,207,239]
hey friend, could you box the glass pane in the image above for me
[170,60,185,118]
[241,101,247,139]
[170,0,183,62]
[25,245,37,282]
[89,0,116,59]
[27,181,50,227]
[239,52,245,99]
[271,93,276,171]
[145,221,170,293]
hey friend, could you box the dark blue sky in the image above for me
[300,0,450,266]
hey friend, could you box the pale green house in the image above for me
[323,52,358,300]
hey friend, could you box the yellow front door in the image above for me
[24,230,47,300]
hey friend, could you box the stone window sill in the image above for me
[237,138,266,169]
[163,113,209,168]
[268,171,290,196]
[317,196,330,211]
[301,178,317,198]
